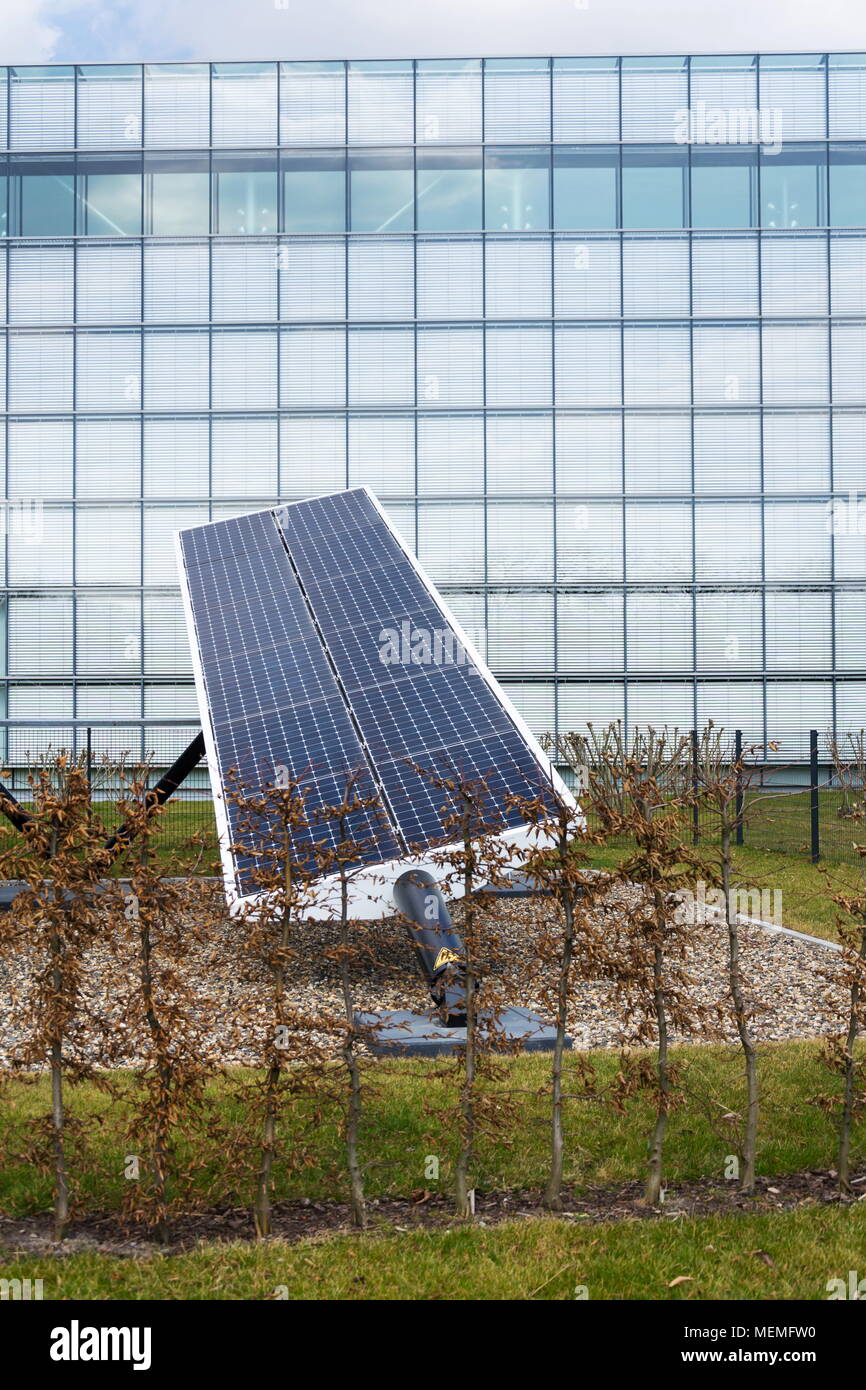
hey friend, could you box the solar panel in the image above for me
[176,487,572,917]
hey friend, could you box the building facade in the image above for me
[1,54,865,758]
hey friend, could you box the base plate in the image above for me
[354,1006,569,1057]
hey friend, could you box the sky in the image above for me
[3,0,865,66]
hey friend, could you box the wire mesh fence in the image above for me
[0,721,217,874]
[554,726,866,869]
[0,721,862,870]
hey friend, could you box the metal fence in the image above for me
[568,727,865,868]
[0,721,863,870]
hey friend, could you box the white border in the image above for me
[175,487,576,920]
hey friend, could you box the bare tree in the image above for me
[228,767,320,1239]
[586,726,708,1207]
[0,753,110,1240]
[313,771,391,1229]
[692,725,765,1194]
[105,766,217,1243]
[508,780,612,1211]
[412,761,512,1220]
[822,732,866,1193]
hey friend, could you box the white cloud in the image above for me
[3,0,63,61]
[4,0,866,66]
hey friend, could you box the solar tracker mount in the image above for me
[172,486,574,1036]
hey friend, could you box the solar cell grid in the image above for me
[324,608,472,697]
[301,562,435,637]
[179,506,400,894]
[177,486,567,910]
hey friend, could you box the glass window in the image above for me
[622,147,687,229]
[213,151,278,235]
[553,57,620,143]
[760,145,827,228]
[690,148,757,228]
[76,64,142,149]
[553,147,618,229]
[281,150,345,232]
[689,54,758,115]
[553,238,620,317]
[758,53,827,141]
[144,63,210,148]
[484,58,551,143]
[9,156,76,235]
[348,60,414,145]
[212,62,277,147]
[77,154,142,235]
[416,58,482,144]
[280,60,346,146]
[416,148,482,231]
[10,66,74,151]
[0,167,7,236]
[349,149,414,232]
[485,147,550,231]
[144,152,210,235]
[621,56,688,143]
[829,53,866,140]
[830,145,866,226]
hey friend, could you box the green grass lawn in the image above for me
[0,797,222,877]
[2,1041,862,1302]
[0,1042,860,1219]
[3,1205,864,1300]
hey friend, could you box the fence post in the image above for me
[734,729,744,846]
[810,729,820,864]
[691,728,699,845]
[86,726,93,825]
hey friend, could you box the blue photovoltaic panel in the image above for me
[178,507,400,894]
[178,488,560,900]
[273,490,555,848]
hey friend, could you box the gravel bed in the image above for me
[0,884,849,1068]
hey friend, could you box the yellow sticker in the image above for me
[433,947,460,972]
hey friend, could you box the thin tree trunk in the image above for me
[545,830,574,1212]
[338,840,366,1229]
[455,969,476,1219]
[645,940,669,1207]
[455,844,476,1221]
[50,1006,69,1243]
[47,827,69,1244]
[254,1065,280,1239]
[255,844,292,1239]
[137,900,171,1244]
[838,930,866,1194]
[722,828,759,1194]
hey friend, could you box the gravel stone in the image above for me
[0,885,849,1067]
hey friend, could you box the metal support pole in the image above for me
[734,729,744,847]
[810,729,820,864]
[691,728,699,846]
[104,731,206,858]
[86,724,93,825]
[0,780,34,834]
